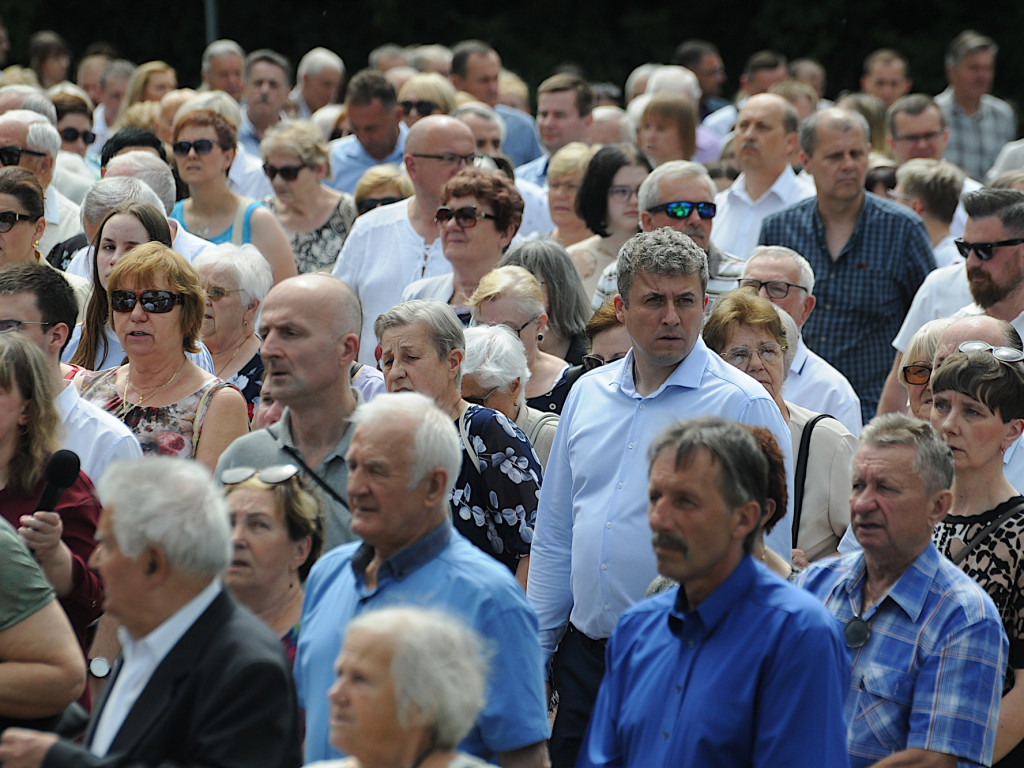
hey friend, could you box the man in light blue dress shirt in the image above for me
[527,227,793,768]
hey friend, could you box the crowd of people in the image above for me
[1,21,1024,768]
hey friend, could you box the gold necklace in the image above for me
[119,358,187,419]
[215,333,255,378]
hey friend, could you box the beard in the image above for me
[968,266,1015,308]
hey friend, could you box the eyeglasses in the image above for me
[722,342,785,368]
[647,200,717,220]
[435,205,498,228]
[262,163,306,181]
[0,211,40,233]
[469,315,537,338]
[608,186,640,202]
[957,340,1024,362]
[844,615,871,649]
[463,385,500,407]
[0,318,53,333]
[582,352,626,372]
[110,290,185,314]
[205,285,244,301]
[59,127,97,145]
[893,131,943,144]
[356,196,404,215]
[221,464,301,486]
[954,237,1024,261]
[737,278,808,299]
[400,99,439,116]
[0,146,47,166]
[172,139,218,157]
[412,152,477,167]
[901,364,932,385]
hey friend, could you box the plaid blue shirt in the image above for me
[799,545,1007,768]
[936,88,1016,182]
[759,193,934,422]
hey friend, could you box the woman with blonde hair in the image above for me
[398,73,458,128]
[124,61,178,109]
[544,142,594,248]
[354,164,413,215]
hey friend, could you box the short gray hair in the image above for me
[772,305,799,378]
[945,30,997,70]
[81,176,164,227]
[0,110,60,159]
[174,91,243,132]
[450,102,507,144]
[638,160,715,213]
[0,86,58,125]
[746,245,816,295]
[859,413,953,497]
[374,300,465,385]
[344,607,487,750]
[105,150,176,214]
[96,457,231,576]
[799,107,870,156]
[298,47,345,80]
[617,228,709,302]
[201,39,245,76]
[193,243,273,308]
[646,65,701,102]
[462,325,530,411]
[351,392,462,495]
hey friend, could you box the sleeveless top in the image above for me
[79,367,233,459]
[263,193,356,274]
[171,198,262,245]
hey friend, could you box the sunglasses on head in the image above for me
[647,200,717,220]
[221,464,301,486]
[60,127,96,145]
[957,340,1024,363]
[172,139,217,157]
[435,205,497,228]
[400,99,439,116]
[0,145,47,166]
[0,211,39,233]
[263,163,306,181]
[357,196,404,215]
[954,237,1024,261]
[110,290,185,314]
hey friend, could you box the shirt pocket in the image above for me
[853,665,916,753]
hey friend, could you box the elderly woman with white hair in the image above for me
[193,243,273,419]
[462,324,559,467]
[312,607,495,768]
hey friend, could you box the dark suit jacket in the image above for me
[43,588,302,768]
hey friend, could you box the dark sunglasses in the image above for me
[172,139,217,157]
[400,99,439,116]
[0,145,47,166]
[0,211,39,233]
[435,205,497,228]
[110,290,185,314]
[954,237,1024,261]
[844,615,870,649]
[221,464,300,486]
[356,196,404,215]
[901,363,932,385]
[647,200,717,220]
[263,163,306,181]
[581,353,627,372]
[60,127,97,145]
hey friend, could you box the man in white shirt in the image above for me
[712,94,814,260]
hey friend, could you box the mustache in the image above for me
[652,532,688,554]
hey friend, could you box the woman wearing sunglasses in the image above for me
[897,317,952,420]
[77,242,249,470]
[221,464,323,664]
[568,143,651,301]
[193,244,273,420]
[170,109,296,284]
[930,347,1024,765]
[49,87,99,204]
[259,121,356,274]
[398,72,457,128]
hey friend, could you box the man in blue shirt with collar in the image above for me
[578,416,850,768]
[325,71,407,195]
[527,227,794,768]
[294,393,549,768]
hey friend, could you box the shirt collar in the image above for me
[668,555,758,635]
[790,336,810,376]
[351,520,452,583]
[118,578,223,657]
[615,336,714,398]
[837,545,938,622]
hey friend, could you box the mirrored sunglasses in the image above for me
[647,200,716,220]
[957,340,1024,363]
[110,290,185,314]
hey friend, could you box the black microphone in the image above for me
[36,450,81,511]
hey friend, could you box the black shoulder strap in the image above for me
[280,443,349,511]
[792,413,836,549]
[952,499,1024,565]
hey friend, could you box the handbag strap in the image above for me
[280,443,349,511]
[952,499,1024,565]
[792,413,835,549]
[458,408,481,475]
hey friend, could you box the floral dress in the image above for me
[229,352,264,421]
[263,193,356,274]
[79,368,233,459]
[451,405,542,572]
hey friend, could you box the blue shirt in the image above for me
[515,154,548,187]
[494,104,542,167]
[758,193,935,422]
[579,557,851,768]
[799,545,1007,768]
[324,122,408,194]
[170,199,262,245]
[294,522,549,764]
[526,338,794,662]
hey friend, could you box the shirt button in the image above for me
[639,404,646,410]
[662,731,669,739]
[604,604,611,611]
[675,684,681,692]
[601,563,607,570]
[606,522,612,529]
[617,482,623,489]
[627,442,634,449]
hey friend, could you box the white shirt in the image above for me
[701,102,740,138]
[90,580,223,756]
[332,198,450,365]
[933,235,962,269]
[228,146,273,200]
[781,337,863,435]
[950,176,983,239]
[40,186,83,259]
[891,262,972,352]
[402,273,453,303]
[515,177,555,240]
[712,165,815,260]
[55,381,142,482]
[66,224,210,280]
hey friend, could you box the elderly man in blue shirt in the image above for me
[801,414,1007,768]
[527,227,794,768]
[578,416,850,768]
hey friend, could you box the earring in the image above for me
[537,333,544,342]
[32,240,40,250]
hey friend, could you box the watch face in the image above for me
[89,656,111,678]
